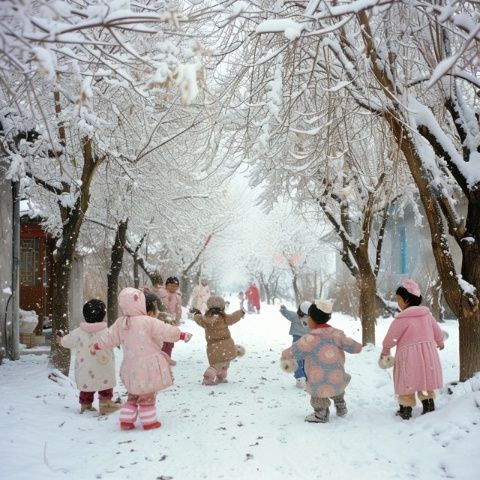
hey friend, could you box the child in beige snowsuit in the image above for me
[192,295,245,385]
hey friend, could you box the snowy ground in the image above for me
[1,303,480,480]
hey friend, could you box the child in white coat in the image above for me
[56,299,119,415]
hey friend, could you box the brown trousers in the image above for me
[399,390,435,407]
[310,392,345,410]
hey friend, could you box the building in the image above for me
[0,167,85,359]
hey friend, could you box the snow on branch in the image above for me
[0,0,202,102]
[302,1,479,82]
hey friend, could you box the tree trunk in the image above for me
[357,271,377,345]
[50,221,79,375]
[50,138,101,375]
[292,273,300,305]
[107,219,128,325]
[385,112,480,380]
[181,272,191,302]
[429,279,444,323]
[133,254,140,288]
[458,199,480,380]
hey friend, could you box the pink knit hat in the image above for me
[401,279,421,297]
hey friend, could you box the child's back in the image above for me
[59,299,117,414]
[193,295,245,385]
[382,305,444,395]
[293,326,361,398]
[92,288,192,431]
[96,288,184,395]
[62,323,115,391]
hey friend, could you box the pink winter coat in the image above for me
[158,286,182,325]
[382,306,444,395]
[96,288,183,395]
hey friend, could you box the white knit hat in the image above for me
[299,301,312,315]
[315,299,333,314]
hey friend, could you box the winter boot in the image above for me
[421,398,435,414]
[202,366,218,386]
[295,378,306,389]
[99,399,122,415]
[333,396,348,417]
[397,405,412,420]
[120,422,135,430]
[216,367,229,384]
[138,405,161,430]
[80,404,97,413]
[305,408,330,423]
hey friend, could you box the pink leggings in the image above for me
[120,392,158,427]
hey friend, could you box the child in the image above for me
[192,295,245,385]
[56,299,119,415]
[188,277,211,315]
[143,271,167,313]
[279,301,312,388]
[245,282,260,313]
[149,271,164,297]
[238,291,246,312]
[380,279,444,420]
[90,287,192,430]
[281,299,362,423]
[158,276,183,360]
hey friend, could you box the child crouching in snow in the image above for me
[90,288,192,430]
[56,299,120,415]
[380,279,444,420]
[192,295,245,385]
[281,300,362,423]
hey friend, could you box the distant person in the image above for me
[188,277,211,314]
[192,295,246,385]
[380,279,444,420]
[141,272,166,313]
[245,282,261,314]
[56,299,119,415]
[281,300,362,423]
[157,276,183,360]
[279,301,311,388]
[90,288,192,430]
[238,291,246,312]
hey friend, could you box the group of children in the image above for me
[280,278,445,423]
[57,274,246,430]
[58,277,445,430]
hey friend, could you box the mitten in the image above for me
[378,355,395,369]
[280,358,298,373]
[180,332,193,342]
[89,342,100,355]
[235,344,246,357]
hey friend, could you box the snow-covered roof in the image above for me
[20,198,45,220]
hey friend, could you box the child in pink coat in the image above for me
[90,287,192,430]
[380,279,444,420]
[157,276,183,360]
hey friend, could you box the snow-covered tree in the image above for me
[220,0,480,378]
[0,0,205,373]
